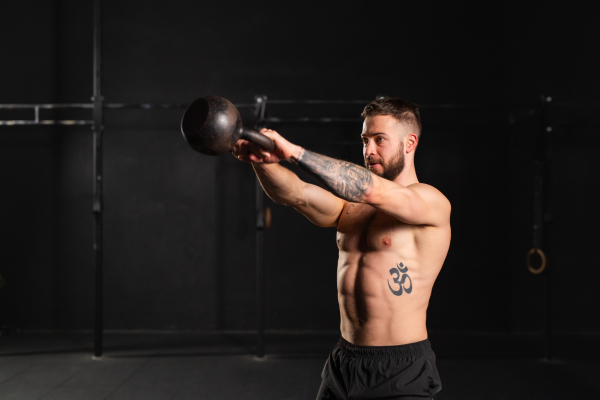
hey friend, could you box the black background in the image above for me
[1,0,599,355]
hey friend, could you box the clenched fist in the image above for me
[232,128,302,164]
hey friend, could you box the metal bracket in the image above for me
[92,199,102,213]
[254,95,268,128]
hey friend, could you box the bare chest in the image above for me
[336,203,413,252]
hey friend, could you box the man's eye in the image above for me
[377,137,384,142]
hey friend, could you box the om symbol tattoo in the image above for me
[387,262,412,296]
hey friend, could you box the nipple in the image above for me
[381,237,392,246]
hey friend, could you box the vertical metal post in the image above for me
[92,0,104,358]
[542,96,553,361]
[254,95,267,358]
[533,95,552,360]
[255,178,265,358]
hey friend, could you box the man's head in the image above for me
[360,97,421,181]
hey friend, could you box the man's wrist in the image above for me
[288,145,305,164]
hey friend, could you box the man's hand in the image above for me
[232,129,302,164]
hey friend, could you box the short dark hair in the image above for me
[361,97,421,137]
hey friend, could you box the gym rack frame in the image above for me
[1,0,599,361]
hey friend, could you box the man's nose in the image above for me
[364,140,377,158]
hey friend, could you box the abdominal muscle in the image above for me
[337,251,432,346]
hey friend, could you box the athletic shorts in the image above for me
[316,337,442,399]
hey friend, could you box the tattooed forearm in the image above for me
[291,148,373,202]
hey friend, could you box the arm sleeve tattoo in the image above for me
[291,148,374,202]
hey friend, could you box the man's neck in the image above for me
[393,165,419,187]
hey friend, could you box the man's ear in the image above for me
[405,133,418,153]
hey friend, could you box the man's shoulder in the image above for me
[407,183,450,206]
[406,183,451,227]
[400,184,450,229]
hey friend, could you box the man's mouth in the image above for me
[367,162,380,167]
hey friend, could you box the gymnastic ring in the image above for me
[264,207,272,229]
[526,248,546,274]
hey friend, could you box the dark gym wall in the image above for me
[2,0,599,351]
[95,0,512,332]
[0,1,59,328]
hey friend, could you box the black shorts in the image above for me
[317,337,442,400]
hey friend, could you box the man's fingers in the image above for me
[236,153,257,163]
[236,154,252,163]
[259,128,277,139]
[236,152,266,164]
[233,139,254,157]
[234,134,275,163]
[248,143,265,158]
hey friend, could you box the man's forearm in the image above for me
[291,148,374,203]
[253,163,305,206]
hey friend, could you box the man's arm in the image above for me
[252,162,345,228]
[292,148,450,227]
[233,128,448,227]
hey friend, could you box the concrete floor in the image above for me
[0,332,598,399]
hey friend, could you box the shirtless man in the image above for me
[233,98,451,399]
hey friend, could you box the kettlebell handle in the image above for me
[240,127,275,152]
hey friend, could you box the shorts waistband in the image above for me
[338,336,431,358]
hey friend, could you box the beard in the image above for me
[365,142,405,181]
